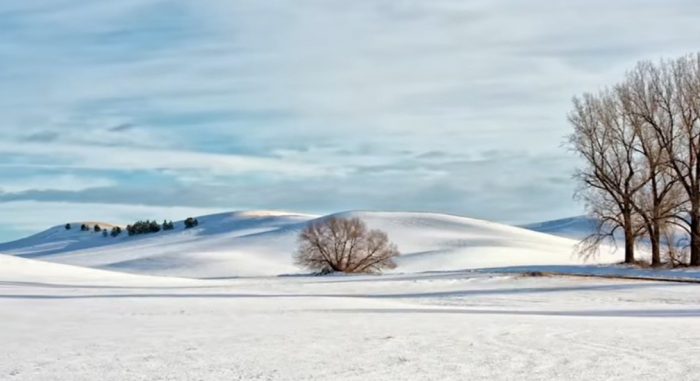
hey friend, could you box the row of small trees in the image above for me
[569,53,700,267]
[126,220,171,236]
[101,226,123,237]
[64,218,199,238]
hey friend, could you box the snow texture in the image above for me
[3,257,700,380]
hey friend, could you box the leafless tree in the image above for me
[618,85,682,266]
[619,55,700,266]
[568,90,649,263]
[294,216,400,274]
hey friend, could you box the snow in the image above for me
[520,216,598,239]
[3,262,700,380]
[479,264,700,282]
[0,210,611,278]
[3,210,697,380]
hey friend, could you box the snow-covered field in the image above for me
[2,211,699,380]
[3,256,700,380]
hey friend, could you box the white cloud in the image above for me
[0,174,116,193]
[0,141,324,176]
[1,0,700,238]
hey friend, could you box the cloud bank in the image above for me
[1,0,699,239]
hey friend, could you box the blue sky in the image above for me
[1,0,699,241]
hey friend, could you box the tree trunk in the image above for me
[691,214,700,266]
[623,211,635,264]
[649,224,661,267]
[624,233,635,264]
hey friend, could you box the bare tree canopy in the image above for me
[294,216,400,274]
[568,53,700,267]
[568,89,647,263]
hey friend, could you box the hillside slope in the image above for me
[520,216,598,239]
[0,211,610,278]
[0,253,195,286]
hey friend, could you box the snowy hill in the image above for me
[0,253,196,286]
[0,210,604,278]
[520,216,598,239]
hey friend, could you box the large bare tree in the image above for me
[568,90,648,263]
[619,55,700,265]
[294,216,400,274]
[619,85,681,266]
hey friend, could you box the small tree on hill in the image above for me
[294,216,400,274]
[162,220,175,231]
[94,224,101,232]
[184,217,199,229]
[102,230,108,237]
[65,223,71,230]
[149,220,161,233]
[110,226,122,237]
[81,224,88,231]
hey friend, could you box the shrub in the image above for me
[81,224,89,231]
[294,216,400,274]
[184,217,199,229]
[110,226,122,237]
[94,225,101,232]
[65,223,71,230]
[102,230,108,237]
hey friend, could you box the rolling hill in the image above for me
[520,216,598,239]
[0,211,605,278]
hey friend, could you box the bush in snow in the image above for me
[110,226,122,237]
[80,224,89,231]
[102,230,108,237]
[65,223,71,230]
[94,225,102,232]
[184,217,199,229]
[294,216,400,274]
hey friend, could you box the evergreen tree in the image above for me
[94,224,101,232]
[110,226,122,237]
[149,220,161,233]
[102,230,108,237]
[81,224,88,231]
[65,223,71,230]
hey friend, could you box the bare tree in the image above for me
[620,55,700,265]
[294,216,400,274]
[619,86,682,266]
[568,90,648,263]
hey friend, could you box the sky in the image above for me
[1,0,700,241]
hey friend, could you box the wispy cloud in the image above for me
[1,0,700,238]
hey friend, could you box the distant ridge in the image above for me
[520,216,598,239]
